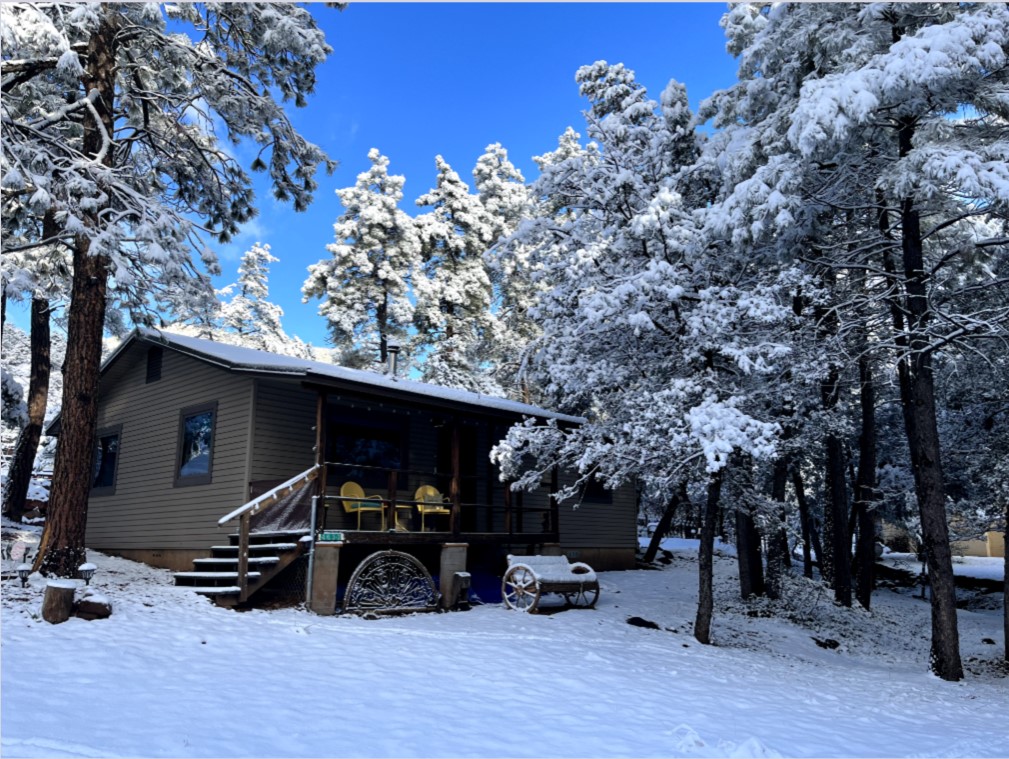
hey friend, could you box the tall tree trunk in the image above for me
[853,356,878,609]
[765,457,790,599]
[2,295,51,523]
[892,116,963,682]
[792,467,815,579]
[377,295,388,365]
[35,16,117,578]
[643,482,686,564]
[821,365,852,606]
[694,470,723,645]
[735,508,765,599]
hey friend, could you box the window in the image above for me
[327,414,406,491]
[91,425,122,496]
[174,402,217,487]
[581,477,613,504]
[146,347,163,383]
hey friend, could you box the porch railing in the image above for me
[317,495,555,535]
[217,465,321,602]
[319,460,557,538]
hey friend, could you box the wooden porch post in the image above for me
[388,468,398,531]
[503,480,513,537]
[550,466,560,537]
[449,420,461,536]
[238,511,250,602]
[315,390,328,533]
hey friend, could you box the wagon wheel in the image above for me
[502,565,541,612]
[563,585,599,609]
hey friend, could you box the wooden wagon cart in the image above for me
[501,554,599,612]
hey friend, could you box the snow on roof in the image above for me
[134,327,584,424]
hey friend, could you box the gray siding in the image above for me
[87,346,253,551]
[249,379,317,483]
[557,473,638,550]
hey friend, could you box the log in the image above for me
[42,580,77,624]
[75,589,113,621]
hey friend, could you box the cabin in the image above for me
[51,328,637,611]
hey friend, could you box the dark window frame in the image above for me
[90,424,123,497]
[581,477,613,505]
[146,346,163,383]
[173,401,218,488]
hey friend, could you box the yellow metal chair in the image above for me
[340,481,385,531]
[414,485,451,532]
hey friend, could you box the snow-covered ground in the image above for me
[880,550,1005,583]
[2,525,1006,758]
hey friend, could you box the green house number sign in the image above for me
[320,531,343,542]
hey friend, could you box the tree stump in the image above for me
[42,580,77,624]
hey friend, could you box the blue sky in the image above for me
[12,3,742,348]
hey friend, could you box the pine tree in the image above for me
[220,242,303,355]
[491,63,791,645]
[164,242,315,360]
[2,3,334,577]
[701,2,1009,679]
[473,143,536,398]
[413,155,500,392]
[304,148,420,369]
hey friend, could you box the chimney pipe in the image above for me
[386,343,400,379]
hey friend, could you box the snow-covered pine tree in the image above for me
[413,155,500,393]
[1,38,76,523]
[486,129,590,404]
[491,62,793,644]
[702,1,1009,680]
[163,242,316,360]
[220,242,311,357]
[303,148,420,370]
[1,3,334,577]
[159,273,224,341]
[473,142,528,243]
[472,143,537,398]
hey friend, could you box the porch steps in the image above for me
[173,530,310,607]
[191,557,280,570]
[175,571,263,581]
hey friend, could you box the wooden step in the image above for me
[186,586,241,596]
[227,530,309,547]
[193,557,280,569]
[174,571,262,588]
[210,543,299,554]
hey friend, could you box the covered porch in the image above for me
[292,383,561,545]
[215,382,569,609]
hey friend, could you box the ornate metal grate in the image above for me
[342,550,440,614]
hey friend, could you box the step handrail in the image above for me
[218,465,321,526]
[217,464,321,603]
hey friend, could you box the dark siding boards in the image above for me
[87,346,252,551]
[557,472,638,550]
[249,379,316,482]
